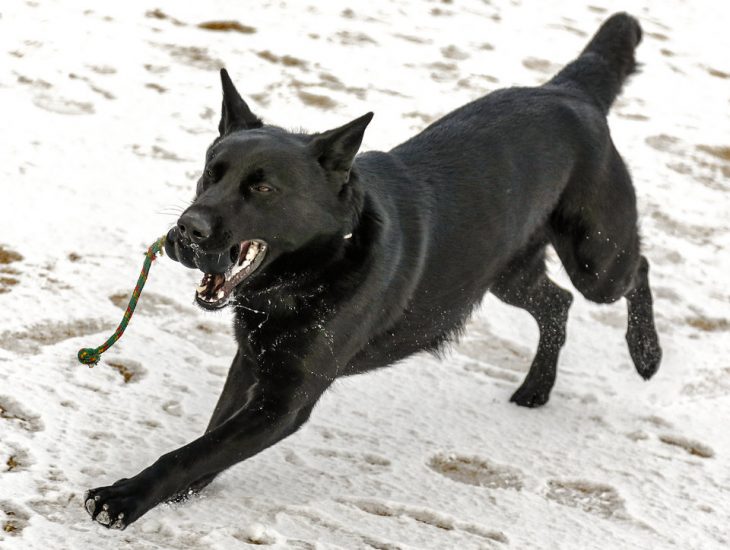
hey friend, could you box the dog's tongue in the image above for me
[197,273,226,301]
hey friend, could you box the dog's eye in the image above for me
[241,168,270,195]
[206,163,227,183]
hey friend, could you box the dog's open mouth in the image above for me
[195,240,267,309]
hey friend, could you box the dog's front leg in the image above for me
[166,348,258,500]
[84,359,333,529]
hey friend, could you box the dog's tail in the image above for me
[550,13,642,114]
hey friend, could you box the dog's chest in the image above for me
[233,288,332,342]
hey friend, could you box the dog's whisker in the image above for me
[157,206,186,214]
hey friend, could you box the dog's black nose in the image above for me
[178,210,213,244]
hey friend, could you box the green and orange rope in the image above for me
[77,235,167,367]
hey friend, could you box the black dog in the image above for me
[85,13,661,528]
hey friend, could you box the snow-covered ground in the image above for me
[1,0,728,548]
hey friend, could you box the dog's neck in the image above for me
[232,176,374,311]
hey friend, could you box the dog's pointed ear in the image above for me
[219,68,263,136]
[308,112,374,181]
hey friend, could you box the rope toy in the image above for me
[77,235,167,367]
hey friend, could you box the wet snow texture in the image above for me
[1,0,729,548]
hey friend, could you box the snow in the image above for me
[1,0,729,548]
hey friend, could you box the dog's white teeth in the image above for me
[230,262,245,278]
[199,241,264,300]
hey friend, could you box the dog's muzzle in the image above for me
[165,227,269,310]
[164,227,234,273]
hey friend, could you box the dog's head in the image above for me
[165,69,373,310]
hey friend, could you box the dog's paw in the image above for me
[510,381,551,408]
[84,478,147,529]
[626,328,662,380]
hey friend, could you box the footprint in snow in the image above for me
[312,424,382,446]
[162,400,183,416]
[0,395,44,433]
[343,497,509,545]
[32,94,94,115]
[658,434,714,458]
[105,358,146,384]
[0,501,30,538]
[0,244,22,295]
[27,493,75,524]
[284,446,391,477]
[231,523,282,546]
[27,467,74,523]
[309,447,391,471]
[428,453,524,490]
[0,318,114,354]
[456,331,531,374]
[109,290,193,316]
[2,441,33,473]
[462,362,520,383]
[636,417,715,458]
[545,479,628,521]
[269,505,402,549]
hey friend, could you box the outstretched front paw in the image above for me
[85,478,148,530]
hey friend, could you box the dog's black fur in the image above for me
[85,13,661,529]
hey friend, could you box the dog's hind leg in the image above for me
[549,149,661,380]
[491,238,573,407]
[625,256,661,379]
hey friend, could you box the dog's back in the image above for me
[347,13,649,373]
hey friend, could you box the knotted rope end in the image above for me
[78,347,101,367]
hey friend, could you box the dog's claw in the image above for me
[96,510,111,525]
[111,514,125,530]
[85,498,96,516]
